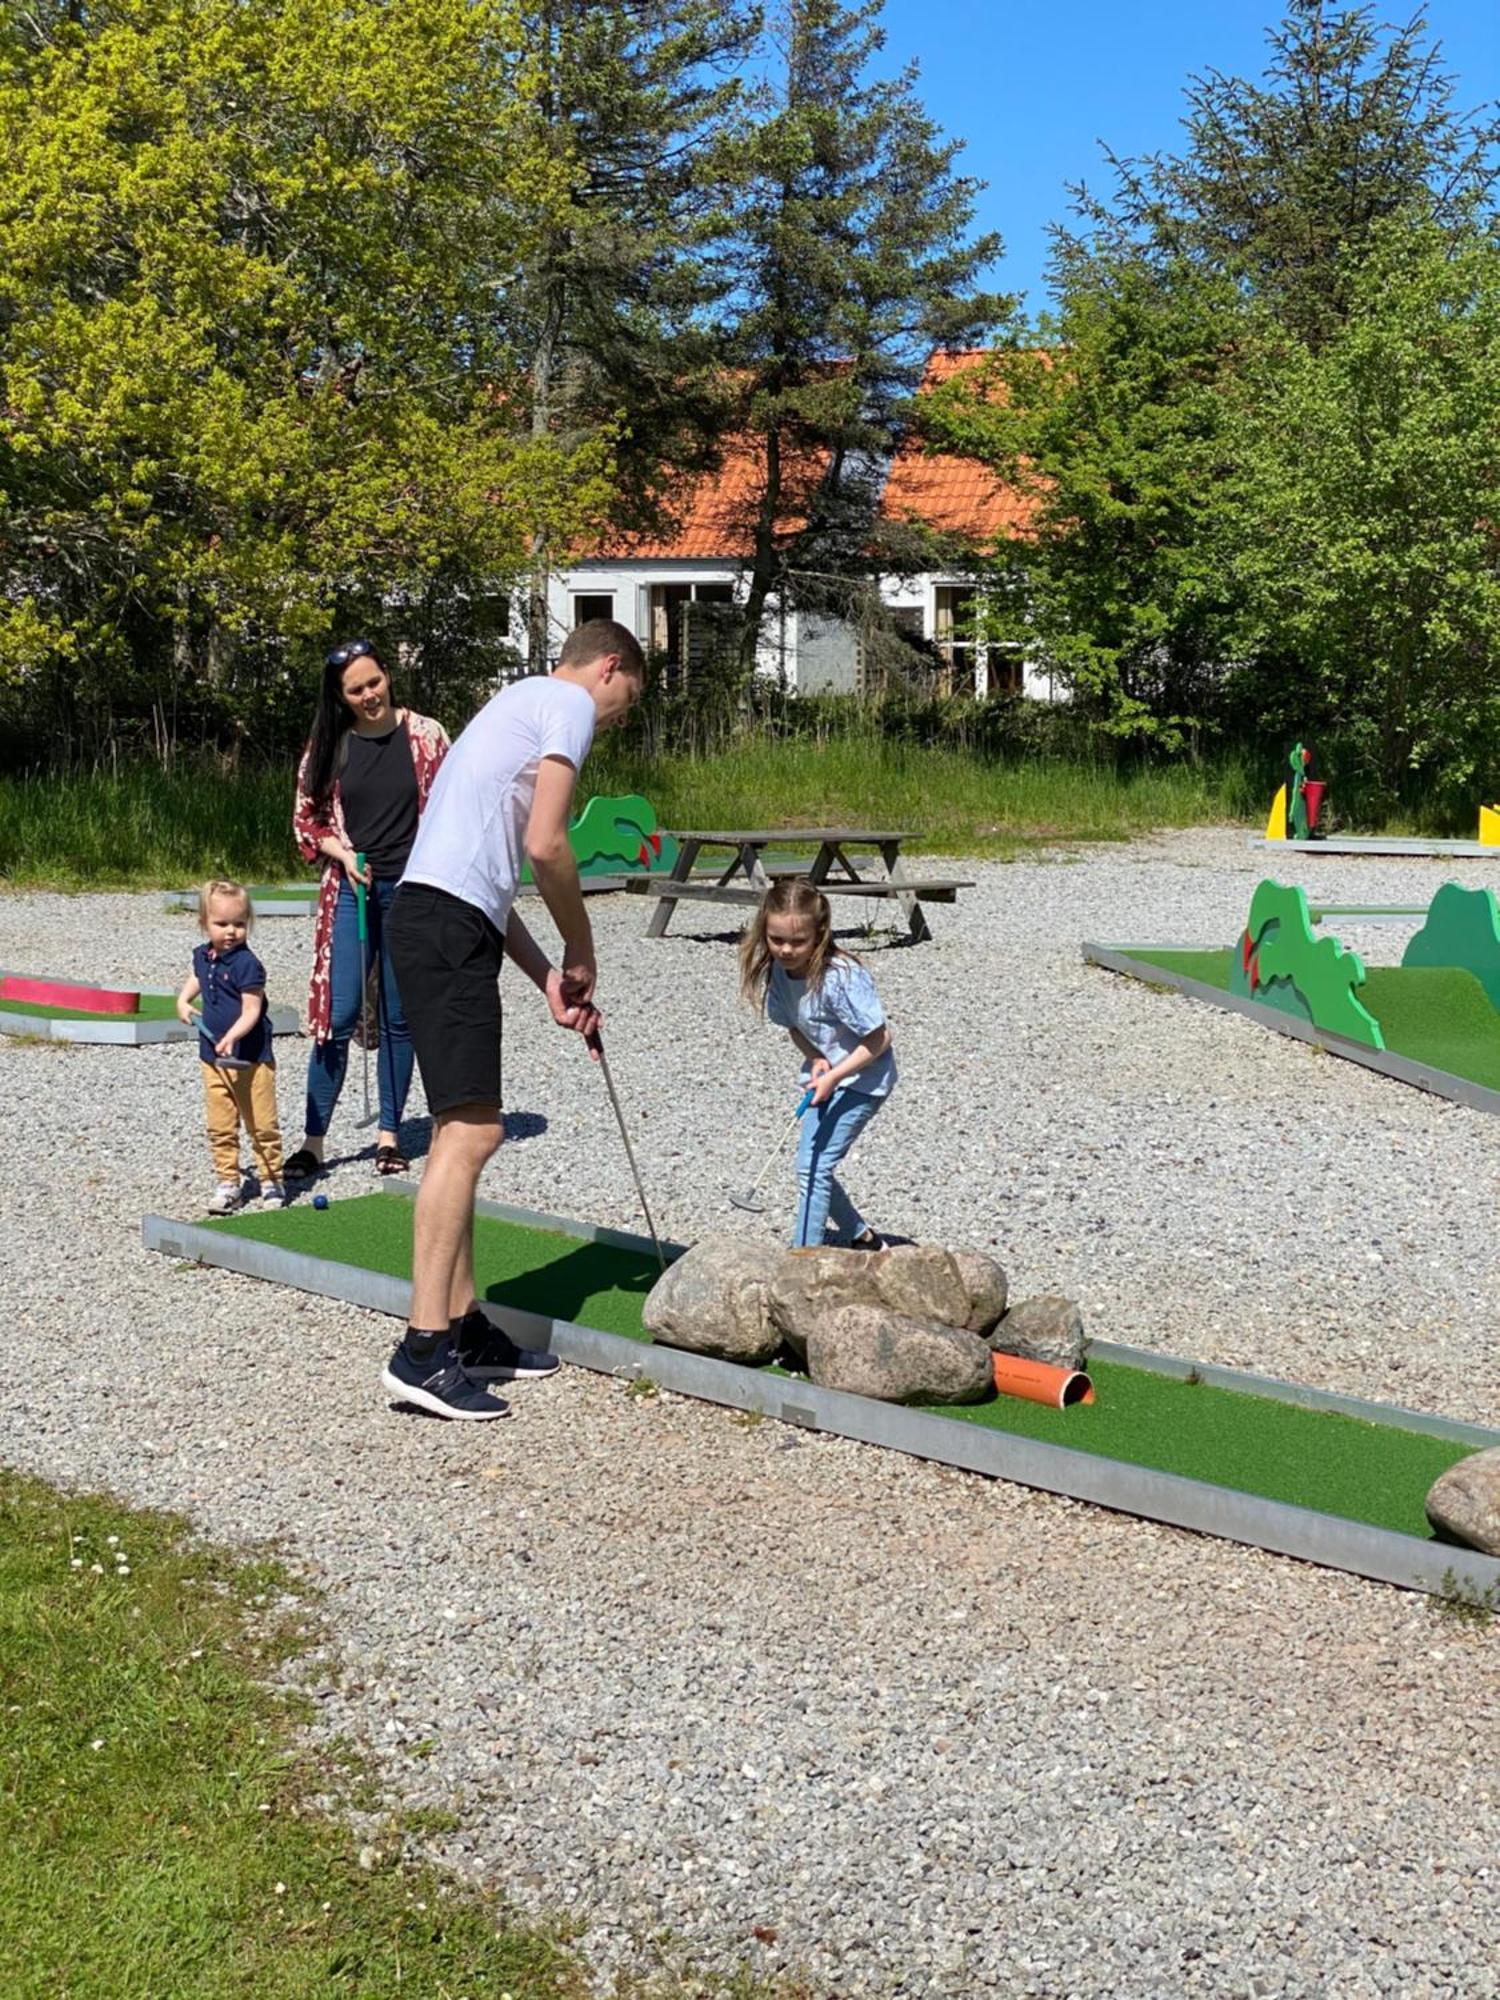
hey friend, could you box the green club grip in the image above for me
[355,852,368,940]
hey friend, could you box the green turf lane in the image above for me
[204,1196,1474,1540]
[1125,949,1500,1092]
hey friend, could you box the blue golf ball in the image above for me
[313,1193,329,1210]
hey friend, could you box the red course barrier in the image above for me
[0,974,141,1015]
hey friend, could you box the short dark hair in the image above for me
[558,617,645,678]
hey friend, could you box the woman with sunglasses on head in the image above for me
[285,639,450,1181]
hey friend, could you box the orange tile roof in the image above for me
[579,350,1030,563]
[878,350,1036,543]
[595,430,830,561]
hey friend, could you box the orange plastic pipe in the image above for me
[992,1353,1095,1408]
[0,973,141,1015]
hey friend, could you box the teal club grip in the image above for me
[355,852,368,941]
[795,1085,814,1116]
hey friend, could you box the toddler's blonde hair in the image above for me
[197,879,254,932]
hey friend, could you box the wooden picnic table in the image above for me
[626,827,972,945]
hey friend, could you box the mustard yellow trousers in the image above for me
[201,1061,284,1185]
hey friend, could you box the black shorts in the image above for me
[388,882,503,1116]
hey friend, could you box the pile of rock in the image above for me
[642,1238,1085,1406]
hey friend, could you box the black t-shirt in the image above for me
[339,720,419,879]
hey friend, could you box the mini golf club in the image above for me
[354,855,377,1131]
[587,1026,666,1270]
[729,1086,814,1213]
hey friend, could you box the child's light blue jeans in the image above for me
[792,1088,883,1248]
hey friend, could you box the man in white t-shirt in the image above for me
[385,619,645,1419]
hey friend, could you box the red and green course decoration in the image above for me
[1265,740,1328,842]
[0,973,141,1015]
[520,793,679,883]
[1401,883,1500,1010]
[1228,881,1383,1049]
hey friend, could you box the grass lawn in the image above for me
[0,1466,811,1999]
[206,1197,1476,1541]
[0,1468,597,1999]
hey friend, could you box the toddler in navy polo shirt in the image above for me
[176,880,285,1213]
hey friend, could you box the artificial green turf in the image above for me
[208,1194,658,1342]
[1125,948,1500,1091]
[0,990,179,1024]
[203,1195,1475,1541]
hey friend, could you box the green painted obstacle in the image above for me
[1229,881,1383,1049]
[520,793,679,883]
[204,1195,1476,1542]
[1099,878,1500,1100]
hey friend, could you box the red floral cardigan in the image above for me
[291,709,450,1041]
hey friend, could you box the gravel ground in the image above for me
[2,828,1498,1998]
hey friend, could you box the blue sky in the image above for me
[874,0,1500,316]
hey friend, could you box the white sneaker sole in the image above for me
[380,1367,512,1420]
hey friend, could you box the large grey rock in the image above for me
[805,1304,994,1406]
[768,1248,876,1359]
[950,1250,1009,1335]
[643,1237,784,1365]
[1425,1448,1500,1556]
[989,1295,1086,1371]
[771,1243,1011,1356]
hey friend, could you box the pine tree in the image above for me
[508,0,756,669]
[721,0,1008,676]
[1066,0,1500,344]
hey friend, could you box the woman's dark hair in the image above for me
[303,641,390,808]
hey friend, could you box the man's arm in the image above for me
[525,754,595,1002]
[503,908,602,1045]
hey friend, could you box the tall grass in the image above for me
[0,737,1261,888]
[591,734,1261,856]
[0,765,301,889]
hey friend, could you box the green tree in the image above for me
[720,0,1008,678]
[0,0,613,763]
[1090,0,1500,346]
[927,2,1500,754]
[1224,222,1500,806]
[509,0,757,670]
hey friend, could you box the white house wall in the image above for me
[536,559,1058,700]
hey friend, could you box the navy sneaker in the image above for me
[381,1335,511,1420]
[453,1310,561,1383]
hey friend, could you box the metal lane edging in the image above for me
[1248,835,1500,859]
[1082,942,1500,1120]
[141,1213,1500,1601]
[1,967,300,1046]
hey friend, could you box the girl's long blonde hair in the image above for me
[739,877,837,1008]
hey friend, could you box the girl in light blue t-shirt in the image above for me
[739,877,896,1250]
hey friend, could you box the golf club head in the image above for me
[726,1187,766,1213]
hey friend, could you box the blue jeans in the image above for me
[304,877,414,1140]
[792,1088,883,1249]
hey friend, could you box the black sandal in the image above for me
[283,1148,323,1181]
[375,1145,409,1175]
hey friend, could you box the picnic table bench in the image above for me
[625,828,972,944]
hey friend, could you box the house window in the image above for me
[648,582,735,669]
[573,593,615,626]
[933,585,1019,696]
